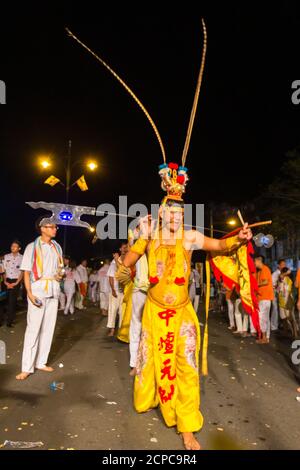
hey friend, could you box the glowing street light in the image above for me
[87,160,98,171]
[39,158,51,169]
[89,226,96,233]
[227,218,237,226]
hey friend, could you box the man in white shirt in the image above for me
[98,259,111,316]
[107,243,128,336]
[1,240,23,327]
[75,259,88,310]
[271,259,286,331]
[16,219,63,381]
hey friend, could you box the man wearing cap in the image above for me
[16,219,63,380]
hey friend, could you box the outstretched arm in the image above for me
[185,224,253,252]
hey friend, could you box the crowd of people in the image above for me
[219,256,300,343]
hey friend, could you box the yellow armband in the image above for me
[225,235,242,252]
[130,238,149,256]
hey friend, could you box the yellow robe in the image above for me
[133,240,203,433]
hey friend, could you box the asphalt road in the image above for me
[1,301,300,450]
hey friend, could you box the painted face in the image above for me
[161,206,184,234]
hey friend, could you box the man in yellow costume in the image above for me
[118,163,253,450]
[66,20,257,450]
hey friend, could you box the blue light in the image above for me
[59,211,73,221]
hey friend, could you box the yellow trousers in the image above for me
[134,297,203,433]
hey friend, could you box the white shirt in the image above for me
[107,260,121,292]
[3,253,23,279]
[98,264,110,293]
[21,241,62,299]
[76,264,88,283]
[64,267,80,284]
[272,268,281,288]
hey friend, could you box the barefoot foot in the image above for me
[182,432,201,450]
[16,372,31,380]
[37,366,54,372]
[107,329,115,337]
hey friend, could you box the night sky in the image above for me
[0,4,299,261]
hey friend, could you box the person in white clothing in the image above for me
[271,259,287,331]
[234,297,250,337]
[16,219,63,381]
[64,260,80,315]
[75,259,88,310]
[189,263,200,314]
[107,243,128,336]
[2,240,23,327]
[58,256,71,311]
[98,260,110,316]
[89,269,99,304]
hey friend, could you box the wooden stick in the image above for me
[237,210,245,226]
[247,220,272,229]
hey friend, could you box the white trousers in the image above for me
[90,284,98,303]
[59,292,66,310]
[100,292,109,311]
[249,316,256,334]
[235,299,249,332]
[129,290,147,368]
[107,292,124,329]
[189,285,200,314]
[258,300,271,338]
[64,281,75,314]
[226,299,235,328]
[271,296,279,330]
[22,297,58,373]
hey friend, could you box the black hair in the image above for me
[281,267,289,274]
[278,259,286,265]
[254,254,265,263]
[11,240,21,248]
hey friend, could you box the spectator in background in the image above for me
[98,259,111,316]
[1,240,23,327]
[295,267,300,315]
[254,255,274,344]
[63,259,80,315]
[189,262,201,314]
[89,268,99,305]
[278,267,298,337]
[271,259,287,332]
[75,259,88,310]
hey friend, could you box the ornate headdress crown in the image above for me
[159,163,188,202]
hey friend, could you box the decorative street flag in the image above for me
[44,175,60,187]
[76,175,88,191]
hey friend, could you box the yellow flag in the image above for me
[76,175,88,191]
[44,175,60,187]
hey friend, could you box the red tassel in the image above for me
[149,276,159,284]
[174,277,185,285]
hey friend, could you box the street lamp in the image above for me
[227,218,237,227]
[87,161,98,171]
[39,158,51,169]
